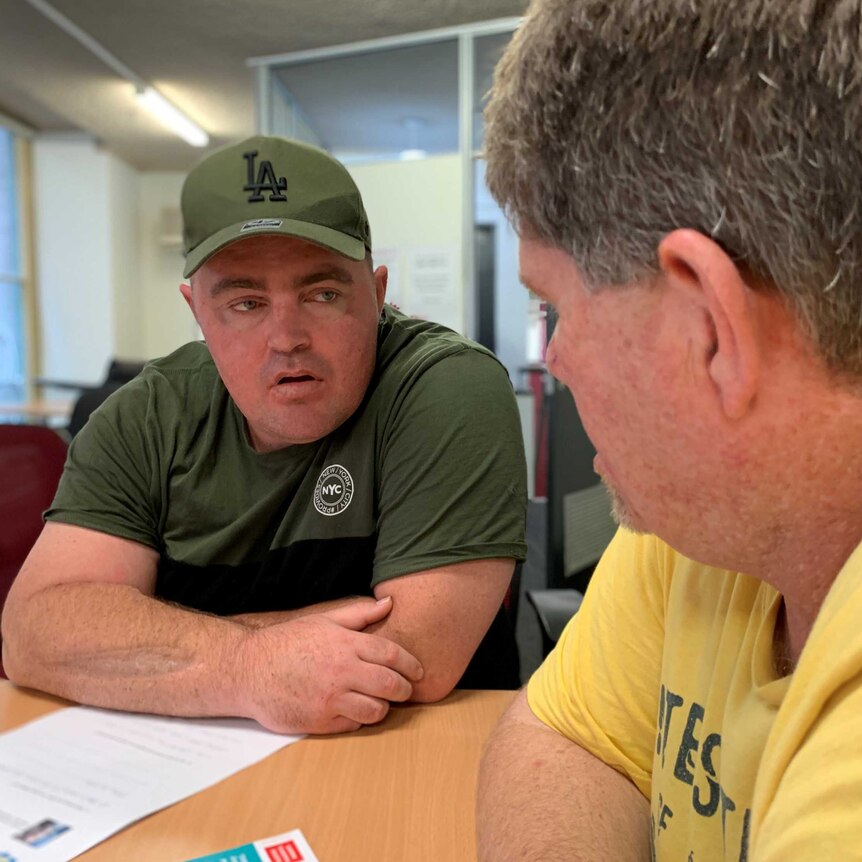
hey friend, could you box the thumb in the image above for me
[323,596,392,630]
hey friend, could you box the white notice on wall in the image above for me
[0,706,301,862]
[407,246,460,331]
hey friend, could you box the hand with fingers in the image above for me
[235,596,424,734]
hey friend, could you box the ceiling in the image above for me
[0,0,526,172]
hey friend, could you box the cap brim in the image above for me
[183,217,367,278]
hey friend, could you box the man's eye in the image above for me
[232,299,262,312]
[312,290,339,303]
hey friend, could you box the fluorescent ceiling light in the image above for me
[400,148,427,161]
[136,88,209,147]
[26,0,210,149]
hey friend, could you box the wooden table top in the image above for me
[0,682,515,862]
[0,401,71,422]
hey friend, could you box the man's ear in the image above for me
[657,229,760,420]
[179,282,195,314]
[373,265,388,312]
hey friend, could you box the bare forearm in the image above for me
[233,597,454,702]
[2,582,249,718]
[367,560,515,702]
[476,692,651,862]
[228,595,368,629]
[3,523,425,734]
[230,598,455,701]
[364,613,452,702]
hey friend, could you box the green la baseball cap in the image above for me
[181,135,371,277]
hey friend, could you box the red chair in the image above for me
[0,424,68,678]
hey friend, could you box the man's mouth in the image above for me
[277,374,316,384]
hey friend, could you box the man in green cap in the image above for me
[2,136,527,735]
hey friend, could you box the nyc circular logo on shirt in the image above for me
[313,464,354,516]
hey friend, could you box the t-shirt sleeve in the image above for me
[45,377,163,550]
[527,529,670,797]
[372,348,528,583]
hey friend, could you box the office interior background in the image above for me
[0,0,616,681]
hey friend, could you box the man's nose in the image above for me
[267,304,310,353]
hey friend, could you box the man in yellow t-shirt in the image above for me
[475,1,862,860]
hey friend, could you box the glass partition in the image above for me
[0,127,25,405]
[472,31,512,154]
[271,41,459,164]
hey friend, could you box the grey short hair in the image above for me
[485,0,862,378]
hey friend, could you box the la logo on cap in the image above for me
[243,150,287,202]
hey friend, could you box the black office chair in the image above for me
[525,587,584,657]
[527,483,616,657]
[67,382,126,438]
[37,357,147,439]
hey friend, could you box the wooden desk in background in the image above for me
[0,401,71,425]
[0,682,514,862]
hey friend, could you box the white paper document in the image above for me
[0,706,302,862]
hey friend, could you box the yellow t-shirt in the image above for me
[528,529,862,861]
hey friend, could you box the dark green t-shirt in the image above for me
[47,307,528,686]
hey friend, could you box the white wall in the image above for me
[348,154,465,333]
[137,171,197,360]
[109,156,142,360]
[34,139,197,394]
[34,135,121,389]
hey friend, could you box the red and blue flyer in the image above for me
[186,829,319,862]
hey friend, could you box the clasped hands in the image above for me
[233,596,423,734]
